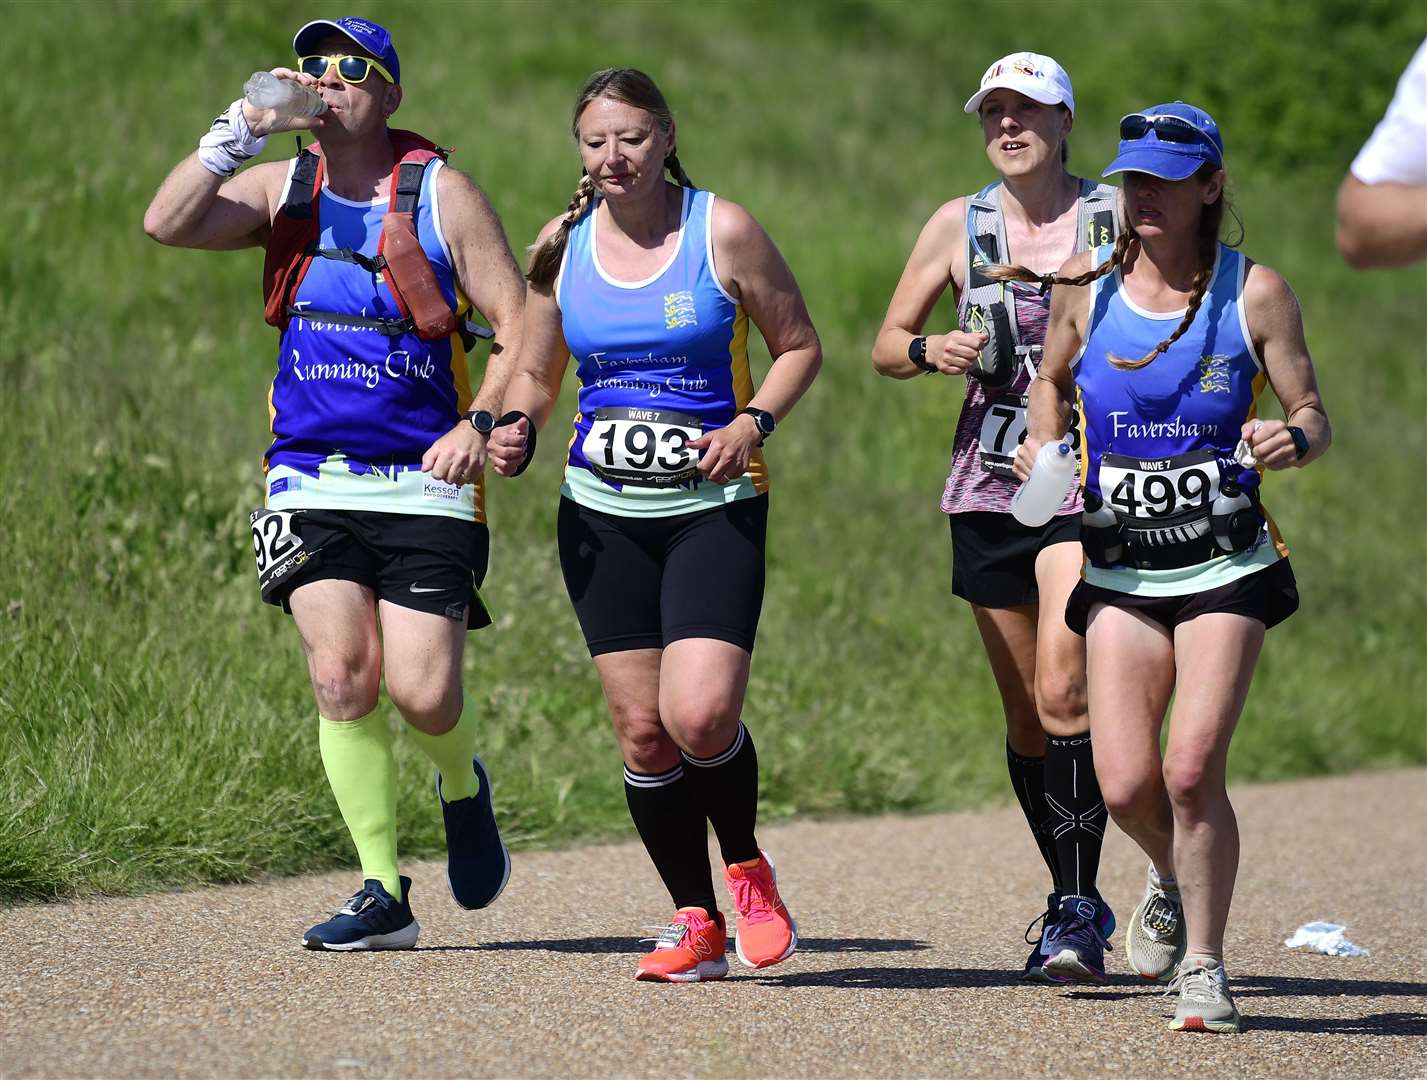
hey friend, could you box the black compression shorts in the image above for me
[948,511,1082,609]
[557,495,768,656]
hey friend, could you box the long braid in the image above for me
[527,172,597,287]
[1106,228,1215,370]
[982,225,1136,292]
[665,151,694,188]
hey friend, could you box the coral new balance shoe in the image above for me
[725,850,798,969]
[636,907,729,983]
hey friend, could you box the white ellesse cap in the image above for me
[963,52,1076,116]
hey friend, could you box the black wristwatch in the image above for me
[464,409,496,436]
[739,407,776,445]
[908,335,936,374]
[1287,425,1310,461]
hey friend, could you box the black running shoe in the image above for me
[1021,892,1062,983]
[438,756,511,910]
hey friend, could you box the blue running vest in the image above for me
[1073,244,1287,594]
[264,159,481,521]
[557,188,767,517]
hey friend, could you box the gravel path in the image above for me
[3,769,1423,1078]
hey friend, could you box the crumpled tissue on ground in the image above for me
[1284,921,1370,957]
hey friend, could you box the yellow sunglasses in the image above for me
[298,54,395,85]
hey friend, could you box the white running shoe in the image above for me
[1168,955,1242,1033]
[1127,865,1187,981]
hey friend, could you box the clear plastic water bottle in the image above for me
[1011,441,1077,527]
[244,71,327,117]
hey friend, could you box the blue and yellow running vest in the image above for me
[557,187,767,517]
[263,159,481,521]
[1073,243,1287,595]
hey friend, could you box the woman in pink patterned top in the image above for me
[872,52,1119,984]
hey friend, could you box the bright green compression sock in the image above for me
[406,694,480,801]
[318,713,401,896]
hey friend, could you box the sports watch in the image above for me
[464,409,496,436]
[739,407,776,445]
[1287,425,1310,461]
[908,335,936,374]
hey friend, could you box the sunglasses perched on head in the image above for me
[1119,113,1221,160]
[298,54,395,85]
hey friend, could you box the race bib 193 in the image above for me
[583,407,703,487]
[978,394,1081,477]
[250,508,310,603]
[1098,448,1221,546]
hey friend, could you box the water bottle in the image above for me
[244,71,327,117]
[1209,479,1261,553]
[1011,441,1077,527]
[1081,488,1124,565]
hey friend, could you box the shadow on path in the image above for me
[450,937,929,956]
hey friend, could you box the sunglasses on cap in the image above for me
[298,54,395,85]
[1118,113,1222,161]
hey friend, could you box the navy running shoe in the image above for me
[302,877,420,951]
[1042,894,1113,984]
[1020,892,1062,983]
[437,756,511,910]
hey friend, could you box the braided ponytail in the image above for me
[526,173,597,288]
[982,225,1135,292]
[665,151,694,188]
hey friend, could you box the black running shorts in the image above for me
[1064,557,1299,637]
[948,511,1082,609]
[557,495,768,656]
[271,509,491,630]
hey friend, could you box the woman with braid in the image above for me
[872,52,1118,983]
[1011,102,1331,1032]
[489,68,821,982]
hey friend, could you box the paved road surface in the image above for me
[3,769,1424,1078]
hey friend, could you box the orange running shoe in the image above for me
[725,850,798,969]
[635,907,729,983]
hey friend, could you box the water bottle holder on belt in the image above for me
[1109,505,1265,571]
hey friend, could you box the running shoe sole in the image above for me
[302,919,421,952]
[732,850,798,970]
[1042,948,1107,985]
[1170,1013,1242,1034]
[635,958,730,983]
[439,755,511,911]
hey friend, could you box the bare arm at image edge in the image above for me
[1336,39,1427,269]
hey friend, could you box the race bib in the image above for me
[583,407,702,487]
[978,395,1081,477]
[250,508,310,603]
[1098,449,1221,546]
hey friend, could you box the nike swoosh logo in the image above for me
[409,585,444,594]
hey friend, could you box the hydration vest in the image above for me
[962,180,1119,358]
[261,129,492,345]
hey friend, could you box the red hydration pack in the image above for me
[261,129,462,341]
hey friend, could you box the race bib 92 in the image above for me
[250,508,309,603]
[583,407,703,487]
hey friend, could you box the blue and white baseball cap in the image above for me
[1103,102,1225,180]
[963,52,1076,116]
[293,17,400,84]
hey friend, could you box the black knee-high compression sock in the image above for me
[1006,742,1061,889]
[623,763,720,917]
[1043,733,1108,900]
[679,723,760,866]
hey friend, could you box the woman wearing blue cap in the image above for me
[144,17,527,950]
[872,52,1118,984]
[1009,102,1332,1031]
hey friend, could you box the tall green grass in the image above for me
[2,0,1423,902]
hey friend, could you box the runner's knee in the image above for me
[1034,667,1087,733]
[1161,750,1226,813]
[1100,769,1164,825]
[308,652,380,720]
